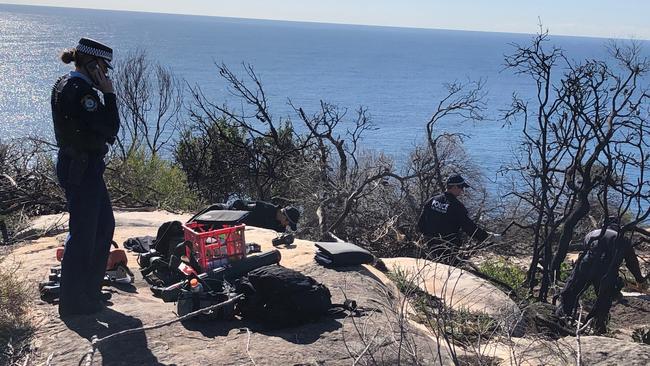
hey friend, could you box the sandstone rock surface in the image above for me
[7,211,650,365]
[8,211,451,365]
[381,257,520,317]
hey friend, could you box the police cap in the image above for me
[446,174,470,188]
[282,206,300,231]
[76,38,113,69]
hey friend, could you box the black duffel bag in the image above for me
[238,265,332,328]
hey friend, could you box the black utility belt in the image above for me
[58,146,105,160]
[59,147,106,185]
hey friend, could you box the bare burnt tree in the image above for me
[114,49,183,159]
[187,63,308,200]
[100,51,195,210]
[291,81,489,249]
[0,138,65,242]
[502,31,567,300]
[404,81,490,240]
[290,101,396,237]
[502,30,650,301]
[185,61,490,257]
[187,63,400,242]
[421,80,487,193]
[598,43,650,233]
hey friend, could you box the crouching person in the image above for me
[230,200,299,233]
[556,216,647,334]
[200,200,300,233]
[416,174,499,265]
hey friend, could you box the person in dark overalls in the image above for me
[229,200,300,233]
[416,174,498,265]
[192,200,300,233]
[556,217,647,333]
[51,38,120,317]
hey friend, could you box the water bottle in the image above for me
[188,278,203,314]
[190,278,203,293]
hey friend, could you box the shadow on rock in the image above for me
[62,307,168,366]
[180,315,343,344]
[180,317,238,338]
[107,282,138,294]
[253,317,342,344]
[314,264,385,286]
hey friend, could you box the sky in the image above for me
[1,0,649,40]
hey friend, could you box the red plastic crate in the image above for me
[182,222,247,271]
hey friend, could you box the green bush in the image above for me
[444,307,499,346]
[175,115,301,203]
[478,258,527,299]
[174,121,249,203]
[387,267,500,347]
[558,261,573,282]
[106,150,201,212]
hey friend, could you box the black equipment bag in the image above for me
[190,210,250,230]
[123,235,155,253]
[153,221,185,258]
[238,265,332,327]
[186,203,230,223]
[314,241,375,267]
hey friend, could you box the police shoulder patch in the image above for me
[80,95,98,112]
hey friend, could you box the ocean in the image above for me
[0,4,641,186]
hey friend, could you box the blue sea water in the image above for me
[0,4,643,187]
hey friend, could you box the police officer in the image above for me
[51,38,120,317]
[230,200,300,233]
[556,216,647,333]
[417,174,497,265]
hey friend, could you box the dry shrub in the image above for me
[0,258,33,365]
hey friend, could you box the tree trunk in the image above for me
[0,220,8,244]
[551,193,590,281]
[538,235,553,301]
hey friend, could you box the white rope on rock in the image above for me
[244,327,257,366]
[80,294,243,366]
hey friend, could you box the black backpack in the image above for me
[238,265,332,327]
[153,221,185,258]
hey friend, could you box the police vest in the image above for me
[51,74,119,154]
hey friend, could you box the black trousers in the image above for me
[558,250,622,332]
[56,152,114,309]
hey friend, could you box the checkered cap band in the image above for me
[76,43,112,62]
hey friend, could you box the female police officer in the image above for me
[51,38,120,317]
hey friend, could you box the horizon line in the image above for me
[1,2,647,42]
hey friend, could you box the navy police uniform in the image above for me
[51,38,119,316]
[557,225,645,333]
[417,175,489,264]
